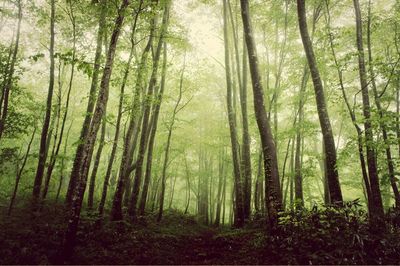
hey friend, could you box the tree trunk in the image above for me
[324,0,371,208]
[240,0,282,228]
[138,41,168,215]
[157,58,185,222]
[97,17,139,216]
[215,149,225,226]
[8,127,36,215]
[110,0,151,221]
[56,120,73,202]
[297,0,343,204]
[184,155,191,214]
[88,117,106,209]
[61,0,131,259]
[223,0,245,228]
[0,0,22,140]
[42,3,76,200]
[129,1,170,219]
[32,0,56,203]
[66,0,107,204]
[353,0,384,223]
[366,0,400,208]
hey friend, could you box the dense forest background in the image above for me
[1,0,400,264]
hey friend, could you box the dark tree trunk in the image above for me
[297,0,343,204]
[240,0,282,228]
[129,1,170,219]
[324,0,372,209]
[97,15,140,216]
[223,0,245,228]
[110,0,151,221]
[138,41,168,215]
[42,3,76,200]
[366,0,400,208]
[88,117,106,209]
[66,0,107,204]
[32,0,56,203]
[353,0,384,223]
[61,0,131,259]
[157,57,185,222]
[0,0,22,140]
[8,127,36,215]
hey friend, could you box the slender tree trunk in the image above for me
[8,127,36,215]
[240,33,252,221]
[97,19,139,216]
[88,117,106,209]
[32,0,56,203]
[138,41,168,215]
[223,0,245,228]
[226,1,252,220]
[297,0,342,204]
[240,0,282,228]
[66,0,107,204]
[353,0,384,223]
[215,149,225,226]
[294,65,308,207]
[129,1,170,219]
[42,3,76,200]
[56,120,73,202]
[184,155,191,214]
[366,0,400,208]
[157,59,185,222]
[110,0,151,221]
[0,0,22,140]
[61,0,131,259]
[255,150,263,214]
[324,1,371,209]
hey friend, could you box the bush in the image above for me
[269,200,400,264]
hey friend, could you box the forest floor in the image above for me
[1,201,400,264]
[0,202,273,265]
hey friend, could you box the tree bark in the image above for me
[87,117,106,209]
[366,0,400,208]
[66,0,107,204]
[110,0,151,221]
[138,41,168,215]
[353,0,384,223]
[324,0,372,209]
[297,0,343,204]
[0,0,22,140]
[32,0,56,203]
[42,2,76,200]
[129,0,170,219]
[97,15,140,216]
[8,127,36,215]
[223,0,245,228]
[157,58,185,222]
[61,0,131,259]
[240,0,282,228]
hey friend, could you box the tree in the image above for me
[223,0,245,227]
[66,0,107,204]
[32,0,56,203]
[61,0,132,259]
[296,0,343,204]
[240,0,282,228]
[352,0,384,224]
